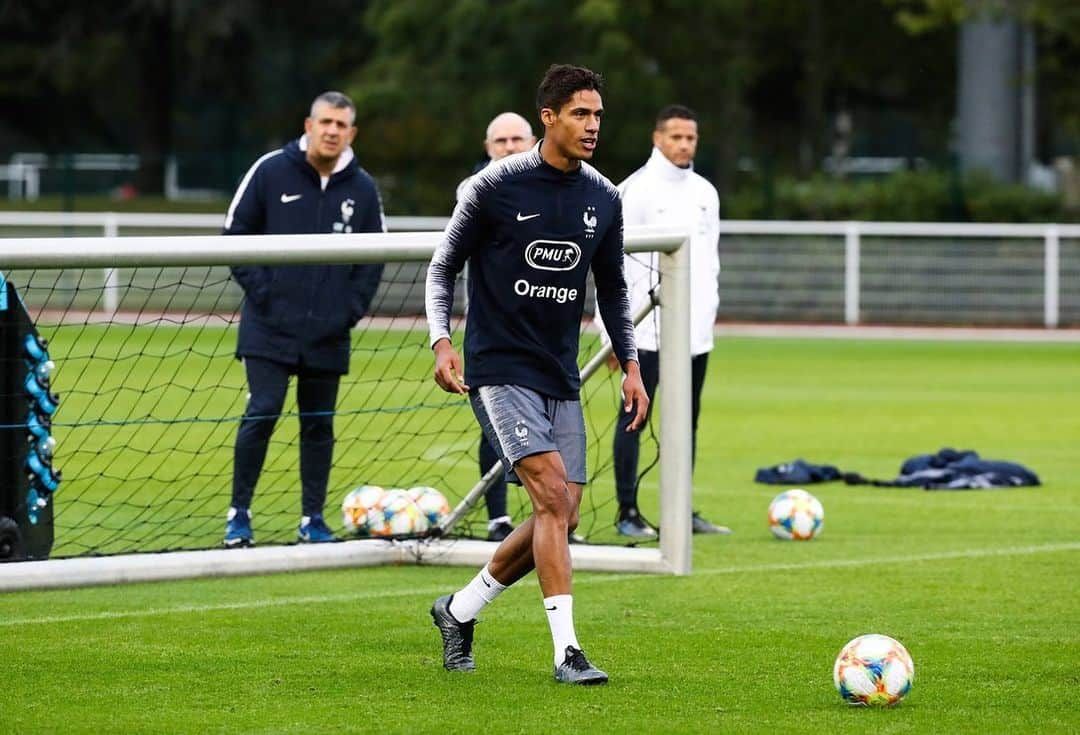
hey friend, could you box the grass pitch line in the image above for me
[687,540,1080,578]
[2,541,1076,628]
[0,585,454,628]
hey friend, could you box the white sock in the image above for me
[487,515,511,531]
[448,563,507,622]
[544,594,580,665]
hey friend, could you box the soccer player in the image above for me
[222,91,385,547]
[596,104,730,539]
[457,112,537,542]
[425,64,648,685]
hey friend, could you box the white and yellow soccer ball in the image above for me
[833,634,915,707]
[368,488,429,537]
[407,486,451,527]
[341,485,386,535]
[767,488,824,540]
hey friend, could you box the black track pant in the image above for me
[231,356,340,517]
[613,349,709,508]
[478,435,508,520]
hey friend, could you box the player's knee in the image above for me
[568,508,580,532]
[532,481,572,522]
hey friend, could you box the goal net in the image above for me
[0,227,692,589]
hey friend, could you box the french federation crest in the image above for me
[583,205,597,239]
[513,421,529,444]
[334,198,356,233]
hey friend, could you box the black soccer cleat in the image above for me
[691,511,732,535]
[554,646,608,685]
[616,507,658,539]
[430,595,475,672]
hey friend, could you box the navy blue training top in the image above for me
[224,137,385,374]
[426,144,637,400]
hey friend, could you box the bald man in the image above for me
[455,112,537,201]
[484,112,536,160]
[456,112,537,541]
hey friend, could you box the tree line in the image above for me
[0,0,1076,214]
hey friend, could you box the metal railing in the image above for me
[715,220,1079,328]
[1,212,1077,327]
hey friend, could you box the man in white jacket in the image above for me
[606,104,729,538]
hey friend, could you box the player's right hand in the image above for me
[432,338,469,395]
[621,360,649,431]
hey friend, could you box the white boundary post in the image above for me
[1044,225,1060,329]
[102,212,120,314]
[658,235,694,575]
[844,221,860,325]
[0,539,673,591]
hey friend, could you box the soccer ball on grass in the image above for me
[368,488,429,537]
[767,488,824,540]
[341,485,386,535]
[833,634,914,707]
[407,486,451,527]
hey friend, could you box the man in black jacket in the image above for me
[223,91,385,547]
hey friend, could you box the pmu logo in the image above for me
[524,240,581,271]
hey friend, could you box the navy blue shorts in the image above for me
[469,385,587,485]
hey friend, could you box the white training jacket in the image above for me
[597,146,721,356]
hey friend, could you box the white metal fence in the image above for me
[1,212,1077,327]
[715,220,1078,328]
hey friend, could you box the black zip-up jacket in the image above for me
[224,137,385,374]
[426,144,637,400]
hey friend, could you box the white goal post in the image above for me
[0,225,693,591]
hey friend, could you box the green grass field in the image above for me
[2,335,1078,733]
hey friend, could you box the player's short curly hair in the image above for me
[535,64,604,116]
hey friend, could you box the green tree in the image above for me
[890,0,1080,141]
[0,1,372,195]
[349,0,958,213]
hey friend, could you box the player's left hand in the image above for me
[621,360,649,431]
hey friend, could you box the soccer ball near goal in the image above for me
[407,486,451,527]
[368,488,429,537]
[767,488,824,540]
[833,634,915,707]
[341,485,386,535]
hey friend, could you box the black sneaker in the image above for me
[616,507,657,539]
[430,595,475,672]
[554,645,608,685]
[692,511,732,535]
[486,520,514,542]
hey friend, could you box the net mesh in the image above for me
[2,253,661,558]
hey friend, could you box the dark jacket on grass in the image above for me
[755,448,1040,490]
[224,137,385,374]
